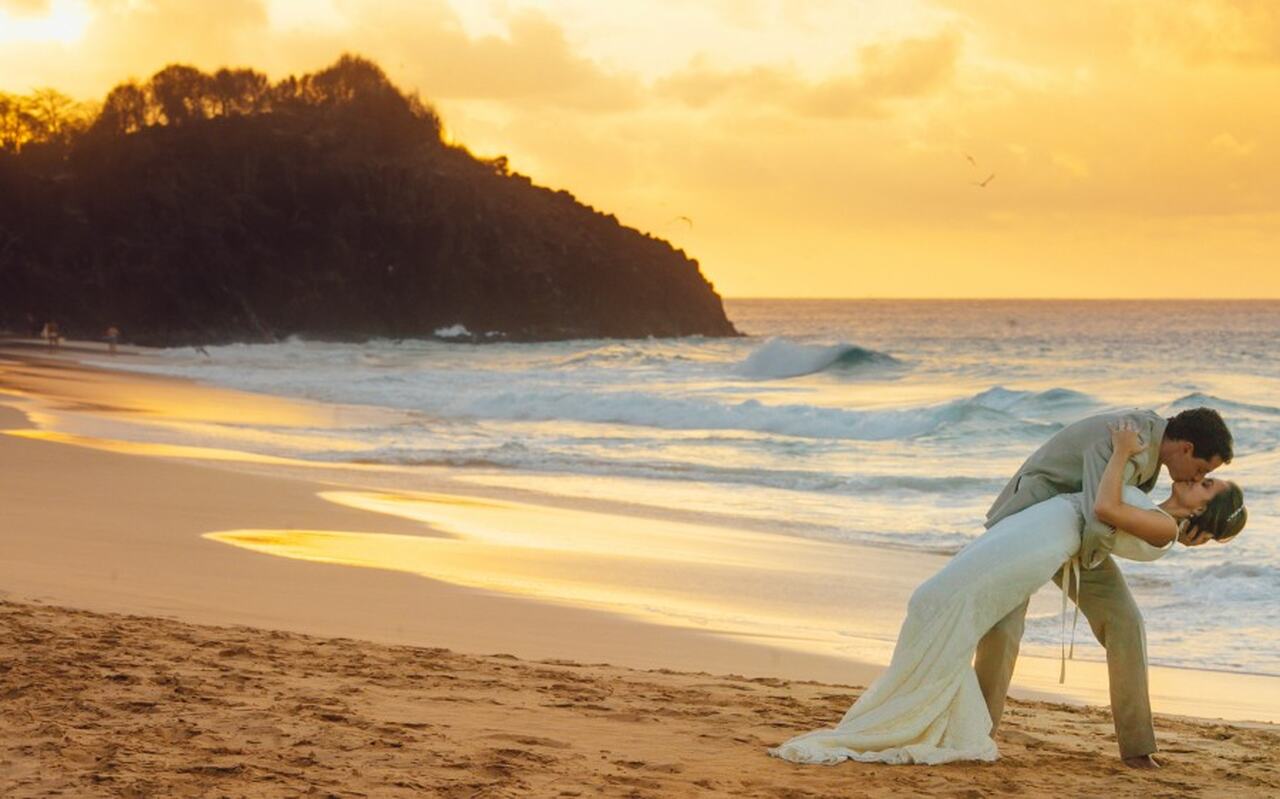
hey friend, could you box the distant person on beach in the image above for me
[771,408,1244,768]
[105,325,120,355]
[41,321,60,351]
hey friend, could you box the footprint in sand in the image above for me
[482,732,574,749]
[613,758,685,774]
[1000,729,1046,749]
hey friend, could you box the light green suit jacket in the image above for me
[985,409,1167,569]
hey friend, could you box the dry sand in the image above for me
[4,600,1278,798]
[2,342,1279,796]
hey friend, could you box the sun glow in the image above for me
[0,1,92,45]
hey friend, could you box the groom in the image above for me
[976,406,1234,768]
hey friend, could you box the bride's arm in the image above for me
[1078,414,1151,554]
[1093,422,1178,547]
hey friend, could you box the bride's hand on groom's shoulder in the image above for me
[1108,420,1144,457]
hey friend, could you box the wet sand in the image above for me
[0,343,889,686]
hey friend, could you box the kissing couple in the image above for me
[770,406,1245,768]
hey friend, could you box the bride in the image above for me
[770,421,1246,766]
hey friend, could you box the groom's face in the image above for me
[1166,441,1224,482]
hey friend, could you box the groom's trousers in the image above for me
[973,555,1157,759]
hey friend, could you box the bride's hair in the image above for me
[1190,481,1246,541]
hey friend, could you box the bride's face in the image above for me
[1170,476,1228,516]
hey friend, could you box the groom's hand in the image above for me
[1178,524,1214,547]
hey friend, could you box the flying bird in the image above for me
[670,215,694,228]
[964,152,978,168]
[973,173,995,188]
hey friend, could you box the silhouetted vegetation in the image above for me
[0,55,736,344]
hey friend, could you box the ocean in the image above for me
[85,299,1280,677]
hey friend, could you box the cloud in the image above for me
[1137,0,1280,67]
[1208,131,1256,157]
[655,31,960,118]
[375,8,642,111]
[264,2,641,112]
[0,1,641,112]
[930,0,1137,66]
[0,0,50,15]
[933,0,1280,69]
[82,0,269,74]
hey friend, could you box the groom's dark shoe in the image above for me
[1122,754,1162,769]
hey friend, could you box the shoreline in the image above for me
[0,350,886,689]
[1,341,1279,729]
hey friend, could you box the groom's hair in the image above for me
[1165,407,1233,463]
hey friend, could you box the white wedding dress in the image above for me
[770,486,1174,766]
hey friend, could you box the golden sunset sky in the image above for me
[3,0,1278,298]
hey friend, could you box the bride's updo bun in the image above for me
[1190,481,1246,541]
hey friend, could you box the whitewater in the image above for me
[85,299,1280,677]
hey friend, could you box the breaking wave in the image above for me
[735,338,899,379]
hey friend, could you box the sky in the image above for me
[2,0,1278,298]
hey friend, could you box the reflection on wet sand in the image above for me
[2,428,315,466]
[0,352,330,427]
[205,488,1280,724]
[0,351,405,460]
[206,489,940,659]
[0,353,397,466]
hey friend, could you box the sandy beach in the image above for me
[2,342,1279,796]
[5,598,1279,798]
